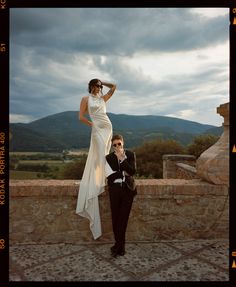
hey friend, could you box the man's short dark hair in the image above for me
[111,134,124,142]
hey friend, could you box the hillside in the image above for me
[9,111,222,152]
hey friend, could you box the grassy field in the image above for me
[18,160,64,165]
[9,151,82,179]
[10,152,61,156]
[10,170,42,180]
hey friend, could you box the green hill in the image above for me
[10,124,66,152]
[9,111,222,152]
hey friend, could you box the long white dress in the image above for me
[75,94,112,239]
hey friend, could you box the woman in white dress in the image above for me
[76,79,116,239]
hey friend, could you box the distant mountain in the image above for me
[10,124,66,152]
[9,111,222,152]
[204,125,223,136]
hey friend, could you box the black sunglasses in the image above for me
[95,84,103,88]
[113,142,122,147]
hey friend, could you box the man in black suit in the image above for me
[105,134,137,257]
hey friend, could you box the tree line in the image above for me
[62,134,219,180]
[10,134,218,180]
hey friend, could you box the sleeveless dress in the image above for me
[76,94,112,239]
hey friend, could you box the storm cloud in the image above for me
[10,8,229,125]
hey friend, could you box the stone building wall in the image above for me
[10,179,229,244]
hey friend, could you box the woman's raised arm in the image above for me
[102,81,116,102]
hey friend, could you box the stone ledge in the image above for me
[176,163,197,174]
[10,179,228,197]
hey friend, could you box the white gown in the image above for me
[76,93,112,239]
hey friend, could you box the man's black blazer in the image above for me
[106,150,137,194]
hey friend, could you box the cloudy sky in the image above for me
[10,8,229,126]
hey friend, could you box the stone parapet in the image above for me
[176,163,197,180]
[10,179,229,244]
[163,154,196,179]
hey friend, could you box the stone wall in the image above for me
[176,163,198,180]
[10,179,229,244]
[163,155,197,179]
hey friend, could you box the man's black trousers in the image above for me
[108,183,134,252]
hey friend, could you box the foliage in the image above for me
[9,133,220,180]
[17,163,50,172]
[133,139,185,178]
[186,134,219,158]
[15,153,63,160]
[62,155,87,179]
[10,170,41,180]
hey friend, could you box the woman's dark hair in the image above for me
[88,78,101,93]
